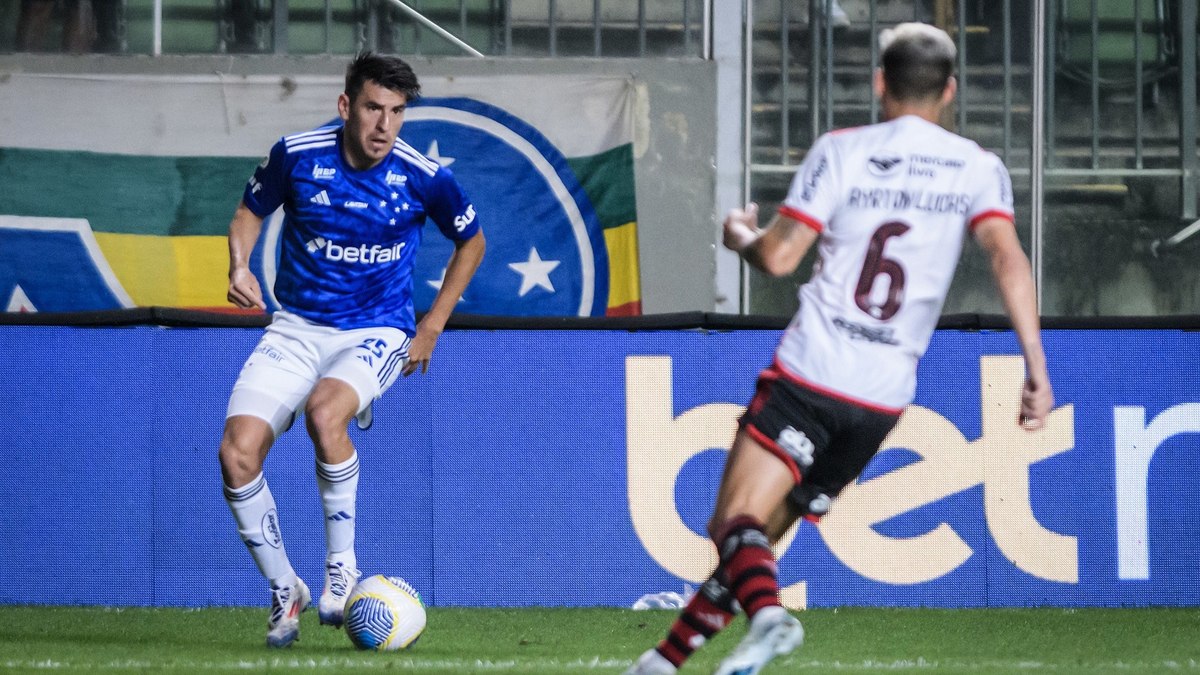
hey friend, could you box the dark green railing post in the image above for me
[1180,0,1198,219]
[272,0,288,54]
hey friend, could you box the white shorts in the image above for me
[226,311,411,435]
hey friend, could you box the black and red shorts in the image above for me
[739,363,901,517]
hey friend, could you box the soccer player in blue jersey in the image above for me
[217,52,485,648]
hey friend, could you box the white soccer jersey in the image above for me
[774,114,1014,412]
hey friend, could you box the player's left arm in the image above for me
[724,202,819,277]
[404,229,485,376]
[974,216,1053,428]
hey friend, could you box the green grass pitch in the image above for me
[1,606,1198,673]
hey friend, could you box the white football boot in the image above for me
[623,648,678,675]
[265,579,310,648]
[713,606,804,675]
[318,560,361,627]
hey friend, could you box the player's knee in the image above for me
[303,400,351,442]
[218,434,262,487]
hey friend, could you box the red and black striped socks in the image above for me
[654,576,738,668]
[654,515,782,669]
[715,515,782,619]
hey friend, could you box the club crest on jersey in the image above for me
[867,154,904,176]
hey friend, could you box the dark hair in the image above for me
[345,51,421,103]
[879,23,956,102]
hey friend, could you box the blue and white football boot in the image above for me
[266,579,310,648]
[318,560,361,627]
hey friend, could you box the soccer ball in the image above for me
[343,574,427,651]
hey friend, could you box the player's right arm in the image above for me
[728,133,835,277]
[228,141,287,311]
[974,216,1053,429]
[723,202,819,277]
[227,201,266,311]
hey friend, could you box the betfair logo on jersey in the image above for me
[453,204,477,233]
[312,165,337,180]
[305,237,407,264]
[386,170,408,186]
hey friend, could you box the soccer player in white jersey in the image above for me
[626,23,1053,675]
[218,52,485,648]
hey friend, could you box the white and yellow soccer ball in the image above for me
[343,574,427,651]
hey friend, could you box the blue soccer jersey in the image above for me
[242,123,480,334]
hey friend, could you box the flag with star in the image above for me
[401,75,642,317]
[0,72,642,317]
[398,96,640,318]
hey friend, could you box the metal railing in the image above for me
[737,0,1199,316]
[2,0,709,58]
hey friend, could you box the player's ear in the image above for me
[872,68,885,99]
[337,93,352,122]
[941,76,957,106]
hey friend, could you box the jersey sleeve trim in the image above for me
[778,205,825,233]
[392,138,440,176]
[771,357,905,416]
[968,209,1015,231]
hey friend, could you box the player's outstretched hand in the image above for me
[1019,373,1054,430]
[228,267,266,311]
[723,202,761,253]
